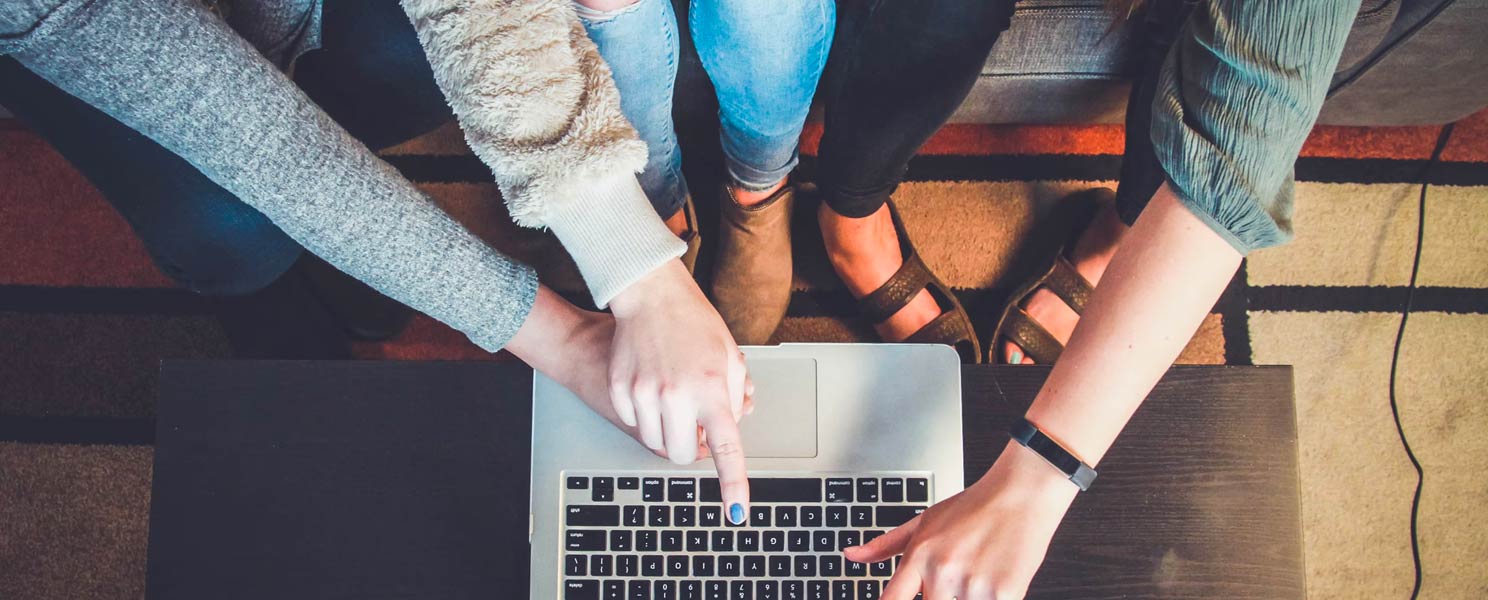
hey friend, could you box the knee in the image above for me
[142,201,302,297]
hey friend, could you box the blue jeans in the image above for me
[0,0,449,296]
[579,0,835,218]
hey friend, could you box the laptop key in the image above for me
[643,478,665,502]
[787,531,810,552]
[825,478,854,503]
[675,506,696,527]
[863,530,885,545]
[720,555,742,577]
[617,555,637,577]
[832,581,853,600]
[871,559,893,577]
[662,530,683,552]
[907,478,928,502]
[825,506,848,528]
[564,580,598,600]
[763,530,785,552]
[642,555,663,577]
[856,478,879,502]
[881,478,904,502]
[712,530,735,552]
[567,530,605,552]
[739,531,760,552]
[693,555,716,577]
[592,554,613,576]
[687,530,708,551]
[775,506,797,527]
[819,555,842,577]
[851,506,873,527]
[845,557,866,577]
[566,555,587,576]
[744,555,766,577]
[624,505,646,527]
[567,476,589,490]
[838,531,860,549]
[730,581,753,600]
[629,580,650,600]
[618,477,640,490]
[758,581,779,600]
[858,580,880,600]
[782,580,804,600]
[649,506,671,527]
[706,581,727,600]
[669,478,697,502]
[750,506,771,527]
[667,554,689,576]
[702,478,822,503]
[875,506,927,527]
[567,505,620,527]
[593,477,615,502]
[656,580,677,600]
[604,579,625,600]
[701,505,722,527]
[799,507,823,528]
[769,555,792,576]
[680,580,702,600]
[807,581,829,600]
[794,555,816,577]
[812,530,835,552]
[610,530,632,552]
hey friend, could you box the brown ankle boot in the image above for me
[711,183,794,345]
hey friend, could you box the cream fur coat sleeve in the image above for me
[401,0,684,307]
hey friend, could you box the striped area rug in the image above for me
[2,109,1485,599]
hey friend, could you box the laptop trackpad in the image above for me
[737,357,818,458]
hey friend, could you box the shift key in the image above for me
[700,478,822,503]
[565,505,620,527]
[875,506,928,527]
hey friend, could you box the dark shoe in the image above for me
[711,183,794,345]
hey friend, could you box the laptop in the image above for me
[529,343,964,600]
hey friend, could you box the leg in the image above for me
[574,0,692,224]
[690,0,835,200]
[814,0,1017,343]
[998,0,1196,364]
[688,0,836,344]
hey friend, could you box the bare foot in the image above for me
[1002,202,1128,364]
[819,202,942,341]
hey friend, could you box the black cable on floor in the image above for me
[1391,121,1455,600]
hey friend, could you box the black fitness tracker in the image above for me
[1009,417,1098,491]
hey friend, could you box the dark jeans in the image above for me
[815,0,1019,218]
[0,0,451,296]
[1113,0,1197,226]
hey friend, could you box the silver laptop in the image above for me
[530,343,964,600]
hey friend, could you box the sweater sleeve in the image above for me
[400,0,684,308]
[1149,0,1360,254]
[9,0,539,351]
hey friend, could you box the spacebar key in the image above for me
[701,478,822,502]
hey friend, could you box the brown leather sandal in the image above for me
[855,201,982,363]
[990,187,1112,364]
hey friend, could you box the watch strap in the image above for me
[1009,417,1098,491]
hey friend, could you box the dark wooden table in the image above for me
[147,361,1302,599]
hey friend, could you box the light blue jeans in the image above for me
[578,0,836,218]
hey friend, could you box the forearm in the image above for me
[1023,184,1242,465]
[12,0,538,351]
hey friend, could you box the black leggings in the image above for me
[815,0,1194,222]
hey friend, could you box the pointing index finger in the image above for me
[701,408,750,524]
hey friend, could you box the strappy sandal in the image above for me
[854,201,982,363]
[990,187,1113,364]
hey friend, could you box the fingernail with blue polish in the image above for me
[1010,350,1023,364]
[729,503,745,525]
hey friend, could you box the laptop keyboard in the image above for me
[559,473,930,600]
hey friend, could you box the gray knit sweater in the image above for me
[1,0,682,351]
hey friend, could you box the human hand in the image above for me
[505,286,709,460]
[844,440,1080,599]
[608,260,753,522]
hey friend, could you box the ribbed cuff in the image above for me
[544,174,686,308]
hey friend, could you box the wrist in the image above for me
[608,260,692,318]
[989,439,1082,503]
